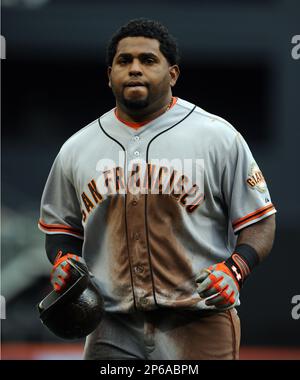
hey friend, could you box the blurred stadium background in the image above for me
[1,0,300,360]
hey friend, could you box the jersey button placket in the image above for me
[140,297,149,306]
[126,139,155,309]
[134,265,144,274]
[125,192,154,309]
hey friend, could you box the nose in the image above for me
[129,58,143,76]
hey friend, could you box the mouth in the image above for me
[124,81,147,88]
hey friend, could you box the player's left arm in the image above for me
[196,214,276,309]
[237,213,276,262]
[197,130,277,309]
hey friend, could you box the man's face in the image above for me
[108,37,179,110]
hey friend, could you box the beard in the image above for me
[122,96,150,110]
[111,81,150,110]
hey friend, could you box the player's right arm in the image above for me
[39,152,87,292]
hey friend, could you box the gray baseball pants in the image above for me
[83,308,240,360]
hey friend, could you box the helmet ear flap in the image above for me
[38,261,104,339]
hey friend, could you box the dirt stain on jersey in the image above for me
[105,195,136,310]
[147,194,199,307]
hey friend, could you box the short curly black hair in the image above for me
[106,18,180,66]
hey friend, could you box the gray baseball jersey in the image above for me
[39,97,276,313]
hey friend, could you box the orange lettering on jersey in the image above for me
[255,171,264,184]
[81,209,87,222]
[246,163,266,193]
[246,178,256,187]
[103,168,115,195]
[128,163,141,194]
[171,174,188,200]
[142,163,149,190]
[153,166,168,194]
[247,171,265,187]
[81,192,95,213]
[88,179,103,204]
[166,169,177,195]
[186,192,205,213]
[148,164,159,193]
[115,166,126,193]
[179,184,198,206]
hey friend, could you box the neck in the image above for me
[116,95,173,123]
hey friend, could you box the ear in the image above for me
[107,66,112,88]
[169,65,180,87]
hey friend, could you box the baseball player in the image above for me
[39,19,276,360]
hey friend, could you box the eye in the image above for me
[118,57,129,65]
[144,57,155,64]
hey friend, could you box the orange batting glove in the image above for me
[196,245,259,310]
[50,251,87,292]
[196,262,240,310]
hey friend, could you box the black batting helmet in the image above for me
[38,260,104,340]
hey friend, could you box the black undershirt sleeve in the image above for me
[45,234,83,264]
